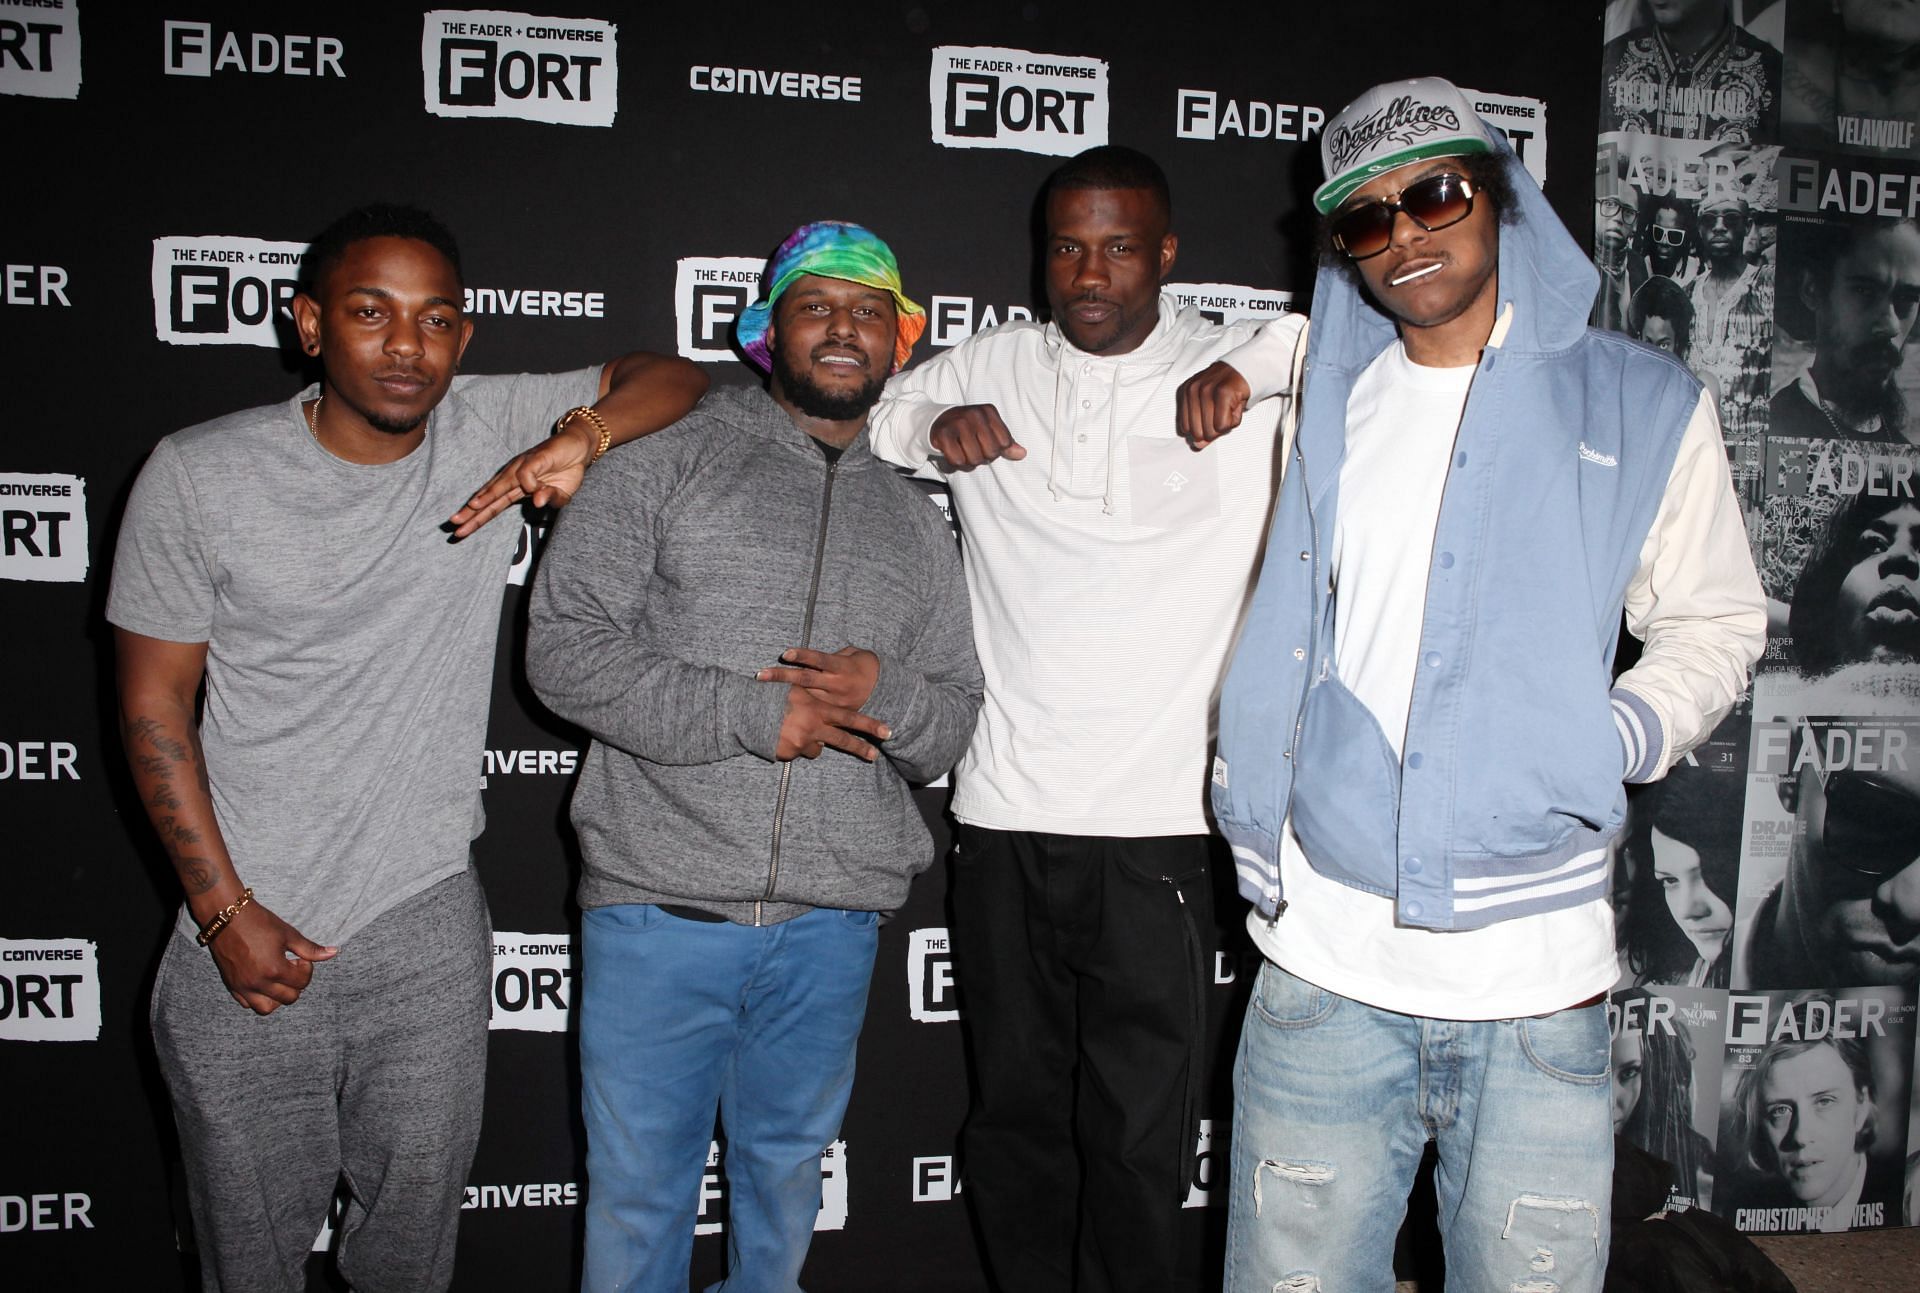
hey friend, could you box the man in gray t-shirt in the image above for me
[106,203,706,1293]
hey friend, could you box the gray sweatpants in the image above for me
[151,868,491,1293]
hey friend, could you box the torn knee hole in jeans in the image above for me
[1273,1275,1322,1292]
[1251,1158,1335,1215]
[1500,1193,1600,1291]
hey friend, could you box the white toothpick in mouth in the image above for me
[1389,263,1443,286]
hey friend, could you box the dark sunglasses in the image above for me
[1330,173,1477,261]
[1817,770,1920,878]
[1649,226,1689,247]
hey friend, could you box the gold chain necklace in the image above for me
[307,393,324,443]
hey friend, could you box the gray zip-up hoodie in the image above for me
[528,384,983,924]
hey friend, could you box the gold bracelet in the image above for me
[558,405,613,464]
[196,887,254,947]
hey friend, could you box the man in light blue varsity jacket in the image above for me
[1189,77,1766,1291]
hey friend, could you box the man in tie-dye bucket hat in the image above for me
[527,218,979,1292]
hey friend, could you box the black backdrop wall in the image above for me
[4,3,1604,1288]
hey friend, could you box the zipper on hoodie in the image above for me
[756,454,838,926]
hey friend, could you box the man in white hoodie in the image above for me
[863,145,1303,1293]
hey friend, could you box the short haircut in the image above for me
[303,203,464,296]
[1791,490,1920,675]
[1044,145,1172,225]
[1318,149,1519,283]
[1734,999,1876,1176]
[1628,276,1696,359]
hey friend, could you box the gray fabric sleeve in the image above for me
[106,437,215,644]
[859,513,983,784]
[456,366,605,454]
[526,436,787,765]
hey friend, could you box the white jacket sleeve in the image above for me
[1612,391,1768,781]
[1213,311,1309,403]
[865,339,986,474]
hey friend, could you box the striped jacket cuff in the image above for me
[1612,686,1666,784]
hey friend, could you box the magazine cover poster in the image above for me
[1735,674,1920,990]
[1617,706,1753,990]
[1714,986,1915,1231]
[1601,0,1785,143]
[1611,985,1730,1208]
[1594,132,1781,485]
[1767,207,1920,452]
[1779,0,1920,158]
[1753,435,1919,673]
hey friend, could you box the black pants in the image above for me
[950,827,1215,1293]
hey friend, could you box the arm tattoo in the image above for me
[177,857,217,896]
[128,715,191,765]
[125,710,224,893]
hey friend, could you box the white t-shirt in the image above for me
[1248,341,1618,1020]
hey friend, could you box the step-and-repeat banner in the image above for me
[1594,0,1920,1240]
[7,2,1907,1289]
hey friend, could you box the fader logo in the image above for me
[698,1139,847,1234]
[162,20,345,78]
[930,46,1107,157]
[1,473,87,583]
[424,10,616,127]
[151,236,306,348]
[0,0,81,100]
[1163,282,1296,328]
[487,931,572,1032]
[674,256,765,362]
[906,927,959,1022]
[0,938,101,1042]
[926,295,1035,348]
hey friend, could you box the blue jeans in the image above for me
[579,903,880,1293]
[1225,962,1612,1293]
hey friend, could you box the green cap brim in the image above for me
[1313,137,1493,214]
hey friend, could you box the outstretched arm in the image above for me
[449,351,709,536]
[1175,311,1308,447]
[115,629,337,1013]
[867,338,1025,473]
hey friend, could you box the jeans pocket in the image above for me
[839,908,881,928]
[1249,962,1339,1029]
[584,902,667,934]
[1518,1006,1609,1084]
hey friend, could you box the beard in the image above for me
[771,347,887,422]
[365,411,428,435]
[1824,342,1909,434]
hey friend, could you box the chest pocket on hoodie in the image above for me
[1127,436,1221,529]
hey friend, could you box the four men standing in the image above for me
[109,76,1781,1293]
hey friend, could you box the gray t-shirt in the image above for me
[108,369,600,945]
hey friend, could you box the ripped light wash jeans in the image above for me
[1224,961,1612,1293]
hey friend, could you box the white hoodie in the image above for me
[867,294,1305,836]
